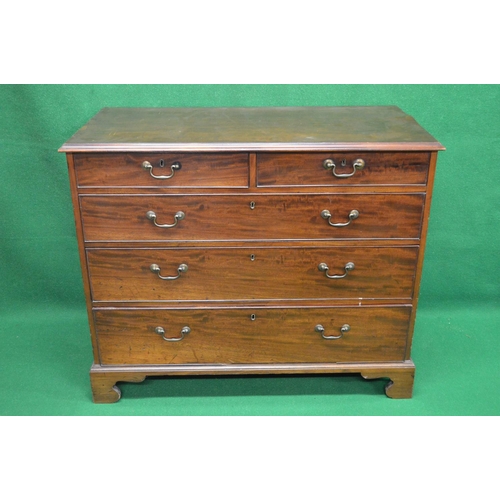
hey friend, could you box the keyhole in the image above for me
[159,159,165,168]
[341,159,346,167]
[250,201,256,210]
[250,314,256,321]
[250,254,255,261]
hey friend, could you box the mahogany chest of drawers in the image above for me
[60,106,444,403]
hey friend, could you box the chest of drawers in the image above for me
[60,106,444,403]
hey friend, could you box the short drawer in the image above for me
[95,306,410,365]
[80,193,424,242]
[257,152,429,186]
[87,246,419,302]
[74,152,249,188]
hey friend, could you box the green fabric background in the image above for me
[1,84,498,415]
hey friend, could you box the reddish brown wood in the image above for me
[90,369,146,403]
[65,154,100,362]
[74,152,249,188]
[94,306,410,365]
[91,360,416,376]
[257,152,430,187]
[86,246,419,302]
[59,107,444,153]
[89,360,416,401]
[60,106,443,402]
[79,193,425,242]
[405,151,439,358]
[361,362,415,398]
[249,153,257,188]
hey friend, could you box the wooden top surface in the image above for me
[59,106,444,152]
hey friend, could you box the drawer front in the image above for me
[87,246,418,302]
[80,194,424,242]
[257,152,429,186]
[74,153,249,188]
[95,306,410,365]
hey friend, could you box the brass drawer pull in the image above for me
[155,326,191,342]
[142,160,182,179]
[321,209,359,227]
[315,324,350,340]
[146,210,185,228]
[318,262,355,279]
[322,158,365,178]
[150,263,188,280]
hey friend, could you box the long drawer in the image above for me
[94,306,411,365]
[74,152,249,188]
[80,194,425,242]
[87,246,419,302]
[257,152,430,186]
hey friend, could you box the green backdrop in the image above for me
[1,84,499,415]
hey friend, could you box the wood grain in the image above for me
[65,154,100,361]
[90,370,146,403]
[89,360,416,402]
[94,306,411,365]
[257,152,430,186]
[361,363,415,398]
[74,152,249,188]
[79,193,425,242]
[86,245,419,302]
[59,106,445,152]
[405,151,439,358]
[60,106,443,401]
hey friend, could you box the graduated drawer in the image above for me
[74,152,249,188]
[87,246,419,302]
[79,193,424,242]
[94,306,411,365]
[257,152,429,186]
